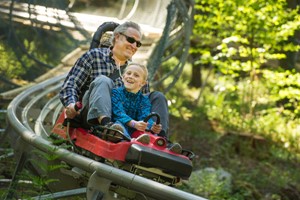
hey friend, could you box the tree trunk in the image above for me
[189,53,202,88]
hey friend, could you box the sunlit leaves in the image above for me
[191,0,300,159]
[192,0,300,73]
[0,42,23,78]
[0,21,81,86]
[262,70,300,117]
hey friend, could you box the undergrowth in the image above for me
[166,65,300,199]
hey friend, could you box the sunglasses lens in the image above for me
[136,41,142,47]
[126,37,136,44]
[121,33,142,47]
[128,37,142,47]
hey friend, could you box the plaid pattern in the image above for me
[59,47,150,107]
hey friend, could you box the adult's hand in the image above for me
[65,103,80,119]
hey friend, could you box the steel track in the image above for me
[2,0,207,199]
[6,73,206,200]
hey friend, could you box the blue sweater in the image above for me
[111,86,153,129]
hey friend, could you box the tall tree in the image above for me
[190,0,300,105]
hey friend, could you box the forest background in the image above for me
[1,0,300,199]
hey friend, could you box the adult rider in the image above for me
[59,21,170,140]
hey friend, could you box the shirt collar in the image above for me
[109,46,131,67]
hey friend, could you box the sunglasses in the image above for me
[119,32,142,48]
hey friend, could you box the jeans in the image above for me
[82,75,170,137]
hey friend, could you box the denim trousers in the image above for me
[82,75,169,137]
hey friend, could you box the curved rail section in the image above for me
[5,75,206,199]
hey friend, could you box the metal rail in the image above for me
[5,74,206,200]
[1,0,206,199]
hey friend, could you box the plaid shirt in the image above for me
[59,47,150,107]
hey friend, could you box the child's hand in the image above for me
[151,123,162,134]
[134,121,148,131]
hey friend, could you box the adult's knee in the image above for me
[149,91,169,114]
[92,75,113,88]
[149,91,169,137]
[149,91,167,104]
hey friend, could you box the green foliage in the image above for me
[190,0,300,147]
[171,1,300,195]
[30,150,67,173]
[193,0,300,50]
[0,150,16,199]
[192,0,300,79]
[190,2,300,162]
[185,168,232,199]
[203,69,300,153]
[16,149,67,198]
[0,42,23,79]
[0,21,82,84]
[157,57,195,119]
[262,70,300,117]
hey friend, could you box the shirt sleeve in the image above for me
[141,82,150,94]
[111,89,132,124]
[59,51,93,107]
[138,95,154,129]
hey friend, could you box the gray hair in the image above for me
[111,21,142,45]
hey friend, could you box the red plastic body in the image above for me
[52,111,188,161]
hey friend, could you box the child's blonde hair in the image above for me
[125,62,148,81]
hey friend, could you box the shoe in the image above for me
[168,143,182,154]
[110,123,125,133]
[135,134,150,144]
[91,123,124,142]
[99,116,111,126]
[106,123,125,143]
[90,122,113,134]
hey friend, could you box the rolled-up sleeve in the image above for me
[59,52,92,107]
